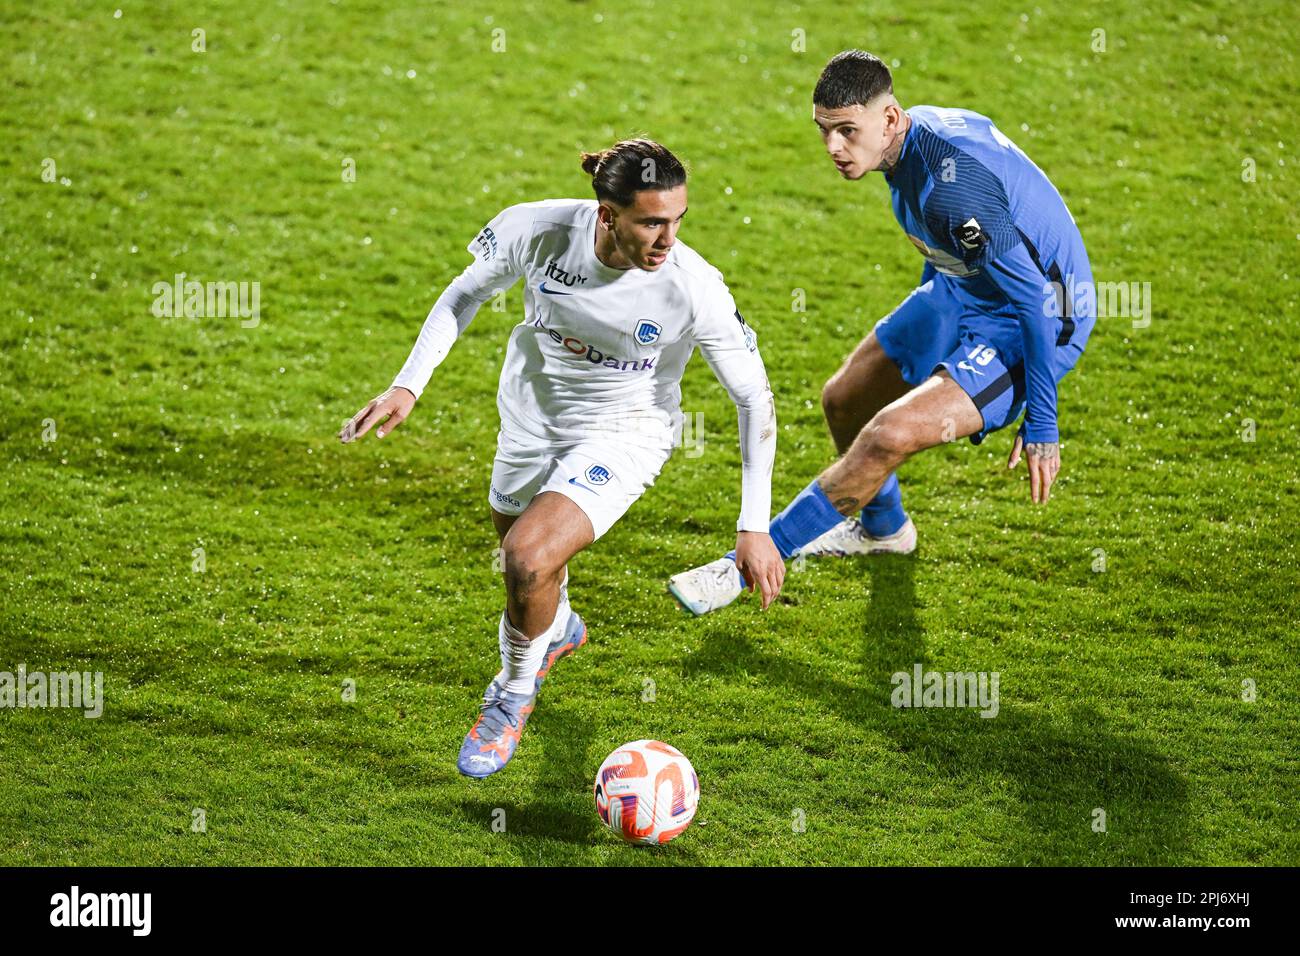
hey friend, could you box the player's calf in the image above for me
[668,373,979,616]
[824,372,981,512]
[820,331,911,452]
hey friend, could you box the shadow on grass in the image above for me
[686,553,1191,864]
[472,697,600,847]
[60,424,1190,860]
[446,690,705,862]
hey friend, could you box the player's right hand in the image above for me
[339,386,417,443]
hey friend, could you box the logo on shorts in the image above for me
[584,464,613,485]
[958,344,997,377]
[635,320,661,345]
[491,485,523,509]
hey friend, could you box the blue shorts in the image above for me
[873,274,1092,445]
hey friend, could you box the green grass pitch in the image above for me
[1,0,1296,865]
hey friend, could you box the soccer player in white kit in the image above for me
[340,140,784,777]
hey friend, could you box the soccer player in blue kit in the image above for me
[670,49,1096,615]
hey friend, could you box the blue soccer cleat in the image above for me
[534,611,586,693]
[456,611,587,778]
[456,679,536,778]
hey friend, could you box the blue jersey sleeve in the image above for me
[922,162,1060,444]
[985,244,1059,443]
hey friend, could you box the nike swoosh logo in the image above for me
[539,282,573,296]
[957,361,986,376]
[567,476,597,492]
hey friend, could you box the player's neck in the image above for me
[880,110,912,176]
[593,220,635,271]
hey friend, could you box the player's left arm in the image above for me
[925,172,1061,504]
[984,243,1061,503]
[692,284,783,609]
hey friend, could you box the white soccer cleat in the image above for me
[796,516,917,557]
[668,557,745,616]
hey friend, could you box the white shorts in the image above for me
[488,428,673,540]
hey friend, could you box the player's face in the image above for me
[605,185,688,271]
[814,101,899,178]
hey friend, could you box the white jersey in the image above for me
[392,198,775,531]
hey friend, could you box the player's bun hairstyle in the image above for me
[813,49,894,109]
[580,139,687,207]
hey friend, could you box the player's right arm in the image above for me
[339,207,530,443]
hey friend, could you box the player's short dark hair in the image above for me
[813,50,894,109]
[579,139,687,207]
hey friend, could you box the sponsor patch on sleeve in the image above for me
[734,310,758,352]
[472,225,499,260]
[954,217,988,252]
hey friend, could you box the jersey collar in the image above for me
[884,111,918,185]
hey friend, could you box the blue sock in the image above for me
[725,478,845,574]
[860,472,907,537]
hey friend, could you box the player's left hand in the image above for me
[733,531,784,610]
[1007,431,1060,504]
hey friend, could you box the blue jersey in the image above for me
[886,105,1093,444]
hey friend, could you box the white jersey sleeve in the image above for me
[691,277,776,534]
[391,205,533,398]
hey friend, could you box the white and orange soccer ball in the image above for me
[593,740,700,845]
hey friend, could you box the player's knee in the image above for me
[501,529,564,594]
[858,412,919,464]
[821,375,854,427]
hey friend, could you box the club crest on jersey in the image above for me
[634,320,662,345]
[584,464,613,485]
[956,217,988,251]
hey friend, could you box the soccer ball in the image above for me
[593,739,700,845]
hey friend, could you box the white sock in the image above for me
[496,569,572,691]
[557,567,572,630]
[497,609,565,695]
